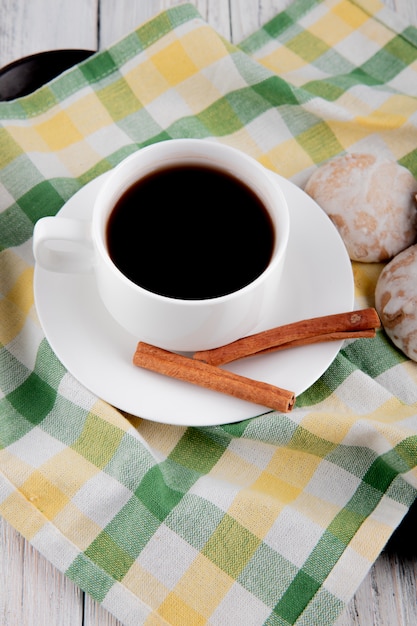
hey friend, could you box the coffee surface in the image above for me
[106,165,275,299]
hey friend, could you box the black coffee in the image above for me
[106,164,275,299]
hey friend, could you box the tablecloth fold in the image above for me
[1,1,417,624]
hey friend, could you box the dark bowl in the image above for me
[0,49,94,100]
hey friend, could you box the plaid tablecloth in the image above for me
[1,1,417,624]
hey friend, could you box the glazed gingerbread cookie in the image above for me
[375,243,417,362]
[304,153,417,262]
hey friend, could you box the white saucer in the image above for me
[34,172,354,426]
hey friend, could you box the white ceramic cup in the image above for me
[33,139,290,351]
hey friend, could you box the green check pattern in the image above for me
[1,1,417,624]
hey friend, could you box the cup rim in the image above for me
[93,139,290,305]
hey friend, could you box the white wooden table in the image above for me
[1,1,417,624]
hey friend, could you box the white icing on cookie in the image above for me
[375,244,417,361]
[304,153,417,262]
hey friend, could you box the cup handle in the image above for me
[33,217,94,273]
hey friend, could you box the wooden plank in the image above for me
[98,0,231,47]
[337,552,417,626]
[0,0,98,68]
[0,518,83,625]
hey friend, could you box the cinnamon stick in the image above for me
[194,308,380,366]
[133,342,295,413]
[246,329,376,357]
